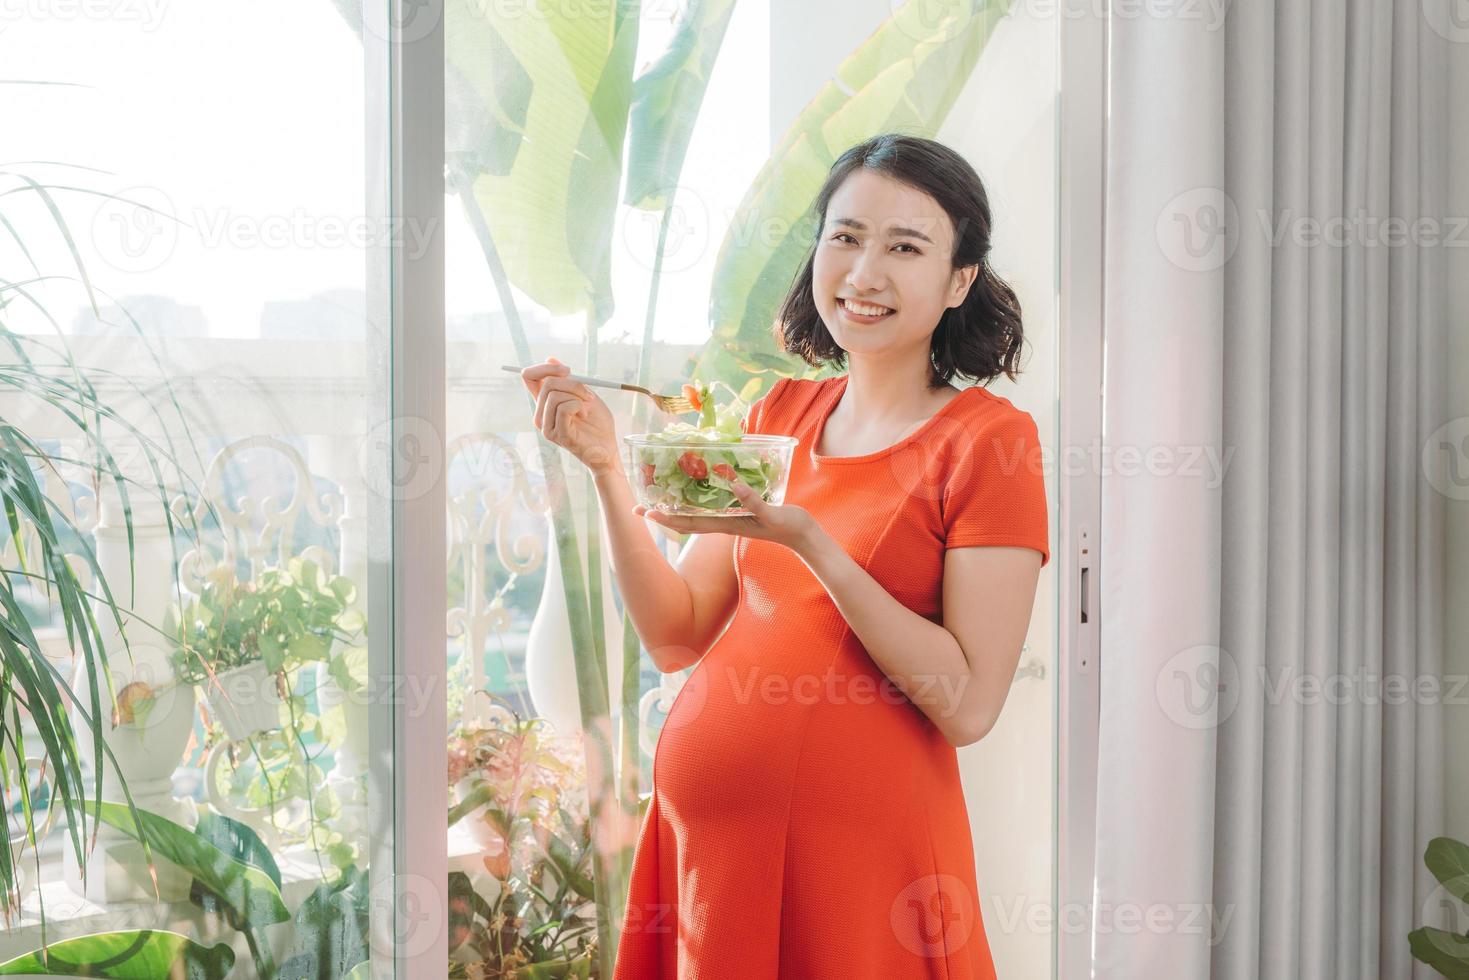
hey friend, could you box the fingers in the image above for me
[534,378,594,427]
[520,358,571,398]
[534,382,591,432]
[547,396,584,442]
[539,392,580,439]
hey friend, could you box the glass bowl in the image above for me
[623,433,798,517]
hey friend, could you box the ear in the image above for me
[947,263,980,309]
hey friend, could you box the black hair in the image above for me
[774,132,1025,389]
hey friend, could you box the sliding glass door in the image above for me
[2,3,401,975]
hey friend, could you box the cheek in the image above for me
[811,248,842,292]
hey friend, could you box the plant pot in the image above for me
[202,660,282,741]
[524,518,625,738]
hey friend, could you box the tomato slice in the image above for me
[676,451,708,480]
[680,383,702,412]
[639,462,656,486]
[711,463,736,482]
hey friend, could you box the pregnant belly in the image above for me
[651,630,936,823]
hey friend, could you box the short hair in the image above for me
[775,132,1025,390]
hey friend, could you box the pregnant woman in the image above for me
[519,133,1049,979]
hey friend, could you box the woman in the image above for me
[520,133,1049,979]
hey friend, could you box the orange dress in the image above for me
[612,374,1050,979]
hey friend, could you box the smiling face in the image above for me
[811,168,978,364]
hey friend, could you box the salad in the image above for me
[626,380,790,514]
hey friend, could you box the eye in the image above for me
[894,243,920,254]
[832,232,858,244]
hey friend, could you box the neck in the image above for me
[839,349,949,421]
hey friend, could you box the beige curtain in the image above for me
[1092,1,1451,978]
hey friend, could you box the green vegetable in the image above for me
[633,380,784,513]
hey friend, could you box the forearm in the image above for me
[794,530,977,743]
[591,465,698,672]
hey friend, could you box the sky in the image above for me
[4,0,770,346]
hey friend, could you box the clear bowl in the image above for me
[623,433,798,517]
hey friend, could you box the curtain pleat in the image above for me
[1100,0,1449,977]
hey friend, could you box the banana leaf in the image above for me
[623,0,739,211]
[446,0,641,324]
[695,0,1016,387]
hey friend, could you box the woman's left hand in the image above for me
[633,477,822,555]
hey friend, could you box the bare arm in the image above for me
[520,357,739,673]
[593,468,739,672]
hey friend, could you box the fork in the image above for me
[500,365,696,414]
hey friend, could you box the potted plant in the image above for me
[446,695,599,976]
[166,556,365,740]
[1410,836,1469,976]
[0,278,221,921]
[162,556,367,866]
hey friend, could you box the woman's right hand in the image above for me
[519,357,621,476]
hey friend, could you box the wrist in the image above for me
[590,457,625,486]
[793,521,833,567]
[586,444,623,481]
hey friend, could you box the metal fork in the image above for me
[500,365,696,414]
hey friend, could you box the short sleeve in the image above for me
[740,378,789,437]
[941,409,1050,567]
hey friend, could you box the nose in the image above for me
[845,243,888,293]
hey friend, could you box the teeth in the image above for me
[843,299,893,316]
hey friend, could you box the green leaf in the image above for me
[94,802,290,932]
[447,783,495,828]
[260,633,286,672]
[447,0,640,321]
[623,0,739,211]
[1410,927,1469,979]
[188,811,284,926]
[695,0,1015,385]
[0,929,234,978]
[289,633,329,664]
[276,865,370,980]
[543,831,596,901]
[1426,837,1469,904]
[328,574,357,603]
[329,645,369,694]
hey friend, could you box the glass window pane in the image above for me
[2,4,396,976]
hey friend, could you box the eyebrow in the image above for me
[828,216,935,245]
